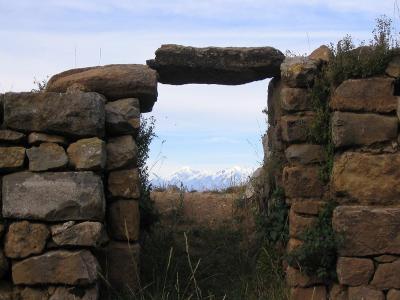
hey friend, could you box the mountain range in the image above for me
[150,166,254,191]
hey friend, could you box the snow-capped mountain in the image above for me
[151,166,254,191]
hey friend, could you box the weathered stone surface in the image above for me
[309,45,332,62]
[67,137,106,171]
[51,221,108,247]
[291,200,325,216]
[46,64,158,112]
[371,260,400,289]
[331,112,397,148]
[330,284,348,300]
[388,289,400,300]
[108,168,140,199]
[287,238,303,253]
[49,286,98,300]
[18,287,49,300]
[290,286,326,300]
[289,210,316,238]
[2,172,105,221]
[375,255,398,263]
[147,44,284,85]
[99,242,140,292]
[285,144,325,165]
[348,286,384,300]
[281,87,312,112]
[286,266,322,287]
[28,132,67,146]
[331,78,397,113]
[0,147,25,171]
[332,152,400,204]
[106,98,140,135]
[281,57,318,88]
[386,56,400,77]
[108,200,140,242]
[106,135,137,170]
[333,206,400,256]
[4,92,105,137]
[267,78,284,126]
[337,257,374,286]
[5,221,49,259]
[26,143,68,171]
[280,114,314,143]
[283,166,324,198]
[0,130,25,144]
[12,250,99,286]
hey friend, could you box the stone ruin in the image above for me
[0,43,399,299]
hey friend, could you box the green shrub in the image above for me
[136,116,159,232]
[286,201,341,281]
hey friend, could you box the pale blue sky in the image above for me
[1,0,398,176]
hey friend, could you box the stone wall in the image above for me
[266,50,400,299]
[0,64,157,299]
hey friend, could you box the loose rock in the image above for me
[0,147,25,172]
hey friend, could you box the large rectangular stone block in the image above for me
[333,206,400,256]
[2,172,105,221]
[3,92,105,137]
[331,112,397,148]
[283,165,324,198]
[12,250,99,285]
[332,152,400,204]
[330,77,397,113]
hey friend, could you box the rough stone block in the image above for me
[281,114,314,143]
[287,238,303,253]
[5,221,49,259]
[286,266,322,287]
[332,152,400,204]
[99,242,140,292]
[106,135,137,170]
[285,144,325,165]
[371,260,400,289]
[330,77,397,113]
[333,206,400,256]
[4,92,105,137]
[2,172,105,221]
[67,137,106,171]
[388,289,400,300]
[347,286,384,300]
[375,255,398,263]
[290,286,326,300]
[26,143,68,171]
[28,132,67,146]
[280,57,318,88]
[281,87,312,111]
[331,111,397,147]
[336,257,374,286]
[289,209,316,238]
[0,147,25,171]
[291,200,325,216]
[46,64,158,112]
[283,166,324,198]
[108,200,140,242]
[330,284,348,300]
[0,130,25,144]
[108,168,140,199]
[106,98,140,135]
[12,250,99,286]
[147,44,284,85]
[51,221,108,247]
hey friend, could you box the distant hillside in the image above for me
[150,166,253,191]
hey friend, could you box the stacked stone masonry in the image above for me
[0,63,153,298]
[2,43,400,299]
